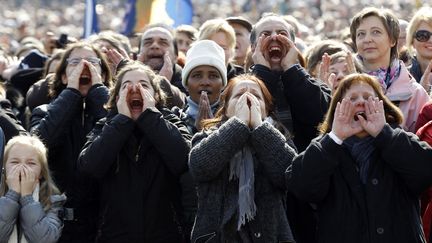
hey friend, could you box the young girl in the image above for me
[0,135,65,243]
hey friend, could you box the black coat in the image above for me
[409,56,422,83]
[252,63,331,243]
[251,64,331,152]
[0,99,28,141]
[78,108,191,243]
[227,62,244,81]
[288,124,432,243]
[30,84,109,242]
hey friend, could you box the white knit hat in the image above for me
[182,40,227,89]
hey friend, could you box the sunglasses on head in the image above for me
[415,30,432,42]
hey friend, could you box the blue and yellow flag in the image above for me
[122,0,194,36]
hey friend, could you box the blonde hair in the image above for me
[1,136,60,211]
[198,19,236,61]
[406,7,432,55]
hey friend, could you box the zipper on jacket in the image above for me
[135,144,141,162]
[82,98,86,127]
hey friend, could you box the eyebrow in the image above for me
[122,79,151,84]
[357,26,384,32]
[143,37,169,42]
[261,29,287,33]
[238,87,248,92]
[249,89,261,96]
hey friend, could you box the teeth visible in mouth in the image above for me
[269,46,281,51]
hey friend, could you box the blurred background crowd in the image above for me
[0,0,427,56]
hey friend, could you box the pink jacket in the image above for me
[385,62,430,133]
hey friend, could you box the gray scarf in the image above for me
[229,145,256,230]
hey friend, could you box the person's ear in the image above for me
[61,74,67,85]
[390,37,397,47]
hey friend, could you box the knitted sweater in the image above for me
[189,117,296,243]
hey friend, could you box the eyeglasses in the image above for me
[415,30,432,42]
[66,57,101,66]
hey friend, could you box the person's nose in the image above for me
[131,83,138,92]
[363,33,373,43]
[336,71,345,81]
[199,77,210,86]
[150,41,160,49]
[354,97,366,106]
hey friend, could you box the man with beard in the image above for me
[138,25,187,95]
[250,13,331,243]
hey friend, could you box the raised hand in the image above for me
[248,93,263,129]
[252,36,270,68]
[20,165,38,196]
[6,165,21,194]
[87,60,103,86]
[235,93,250,125]
[328,73,337,91]
[195,91,213,130]
[159,52,173,81]
[420,59,432,93]
[278,35,299,71]
[106,48,129,72]
[331,98,363,141]
[139,84,156,111]
[346,52,356,74]
[0,55,19,81]
[357,97,385,137]
[66,60,85,91]
[117,83,132,118]
[318,53,331,86]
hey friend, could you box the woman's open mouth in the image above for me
[79,76,91,85]
[354,111,366,121]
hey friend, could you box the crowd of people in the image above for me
[1,1,432,243]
